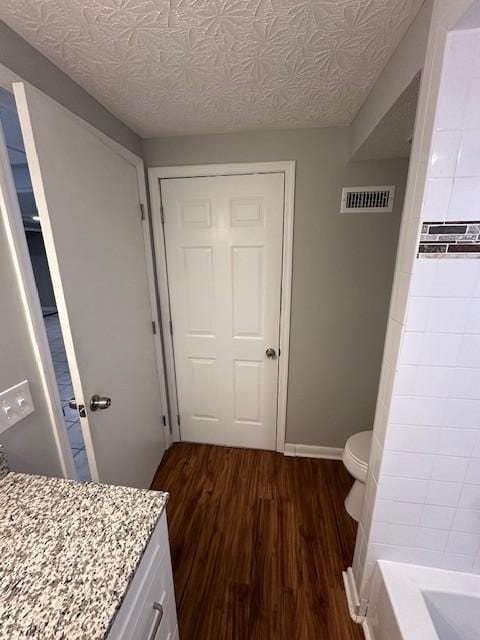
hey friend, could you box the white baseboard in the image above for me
[284,443,344,460]
[343,567,362,622]
[342,567,373,639]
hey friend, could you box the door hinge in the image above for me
[140,203,145,221]
[169,319,173,336]
[152,320,157,335]
[160,202,165,225]
[162,415,167,427]
[177,413,181,426]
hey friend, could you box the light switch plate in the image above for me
[0,380,34,434]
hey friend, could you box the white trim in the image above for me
[284,443,344,460]
[134,167,172,449]
[0,122,76,478]
[148,161,295,452]
[342,568,364,623]
[342,568,374,640]
[148,170,182,443]
[363,619,375,640]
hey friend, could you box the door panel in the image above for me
[161,173,284,450]
[14,82,165,488]
[232,246,264,337]
[183,247,215,335]
[233,360,263,424]
[190,358,218,419]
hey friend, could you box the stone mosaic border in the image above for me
[418,221,480,257]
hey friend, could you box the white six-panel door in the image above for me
[161,173,284,450]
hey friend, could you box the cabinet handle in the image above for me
[148,602,164,640]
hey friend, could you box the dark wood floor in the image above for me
[151,443,363,640]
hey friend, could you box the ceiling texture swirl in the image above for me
[0,0,424,137]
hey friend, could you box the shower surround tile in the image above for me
[354,26,480,594]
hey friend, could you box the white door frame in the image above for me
[148,161,295,453]
[0,64,170,477]
[0,121,76,478]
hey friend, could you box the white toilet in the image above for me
[342,430,373,522]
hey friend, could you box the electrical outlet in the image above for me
[0,380,34,434]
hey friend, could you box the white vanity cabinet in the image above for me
[107,513,179,640]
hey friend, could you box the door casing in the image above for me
[149,162,296,453]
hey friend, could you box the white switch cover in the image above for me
[0,380,34,434]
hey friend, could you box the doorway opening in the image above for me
[149,162,295,452]
[0,86,90,481]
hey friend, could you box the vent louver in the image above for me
[340,186,396,213]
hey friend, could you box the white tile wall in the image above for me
[419,332,462,366]
[429,130,461,178]
[421,505,455,529]
[464,77,480,129]
[437,428,477,457]
[385,425,439,454]
[448,177,480,220]
[426,481,463,507]
[354,27,480,595]
[423,178,453,221]
[398,332,423,364]
[432,260,480,297]
[457,130,480,177]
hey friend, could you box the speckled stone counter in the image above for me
[0,472,168,640]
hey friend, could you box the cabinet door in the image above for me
[107,514,179,640]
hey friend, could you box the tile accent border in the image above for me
[418,221,480,258]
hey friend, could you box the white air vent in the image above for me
[340,186,396,213]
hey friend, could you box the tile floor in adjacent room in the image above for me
[44,313,91,481]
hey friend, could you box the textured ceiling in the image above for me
[0,0,424,138]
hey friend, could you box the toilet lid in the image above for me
[346,430,372,470]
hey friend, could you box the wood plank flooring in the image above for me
[151,443,363,640]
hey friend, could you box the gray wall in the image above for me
[0,201,63,476]
[0,20,141,156]
[143,128,409,448]
[349,0,433,158]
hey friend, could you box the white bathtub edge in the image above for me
[370,561,480,640]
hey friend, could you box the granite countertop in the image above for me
[0,466,168,640]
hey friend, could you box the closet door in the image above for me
[161,172,285,450]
